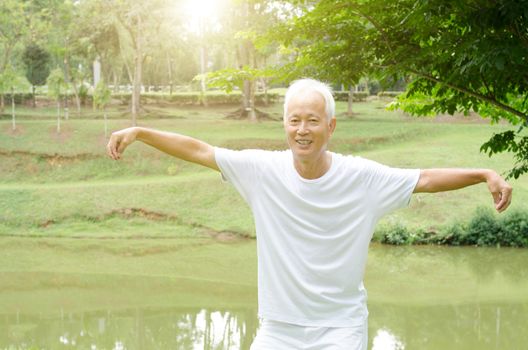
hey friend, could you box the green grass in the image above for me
[1,100,527,239]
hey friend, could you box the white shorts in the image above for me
[249,319,368,350]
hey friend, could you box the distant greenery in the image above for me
[375,207,528,247]
[1,100,527,247]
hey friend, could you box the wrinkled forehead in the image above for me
[285,89,326,117]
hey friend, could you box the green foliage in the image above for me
[22,44,51,87]
[274,0,528,177]
[113,92,280,106]
[378,224,410,245]
[93,80,111,110]
[3,93,33,104]
[198,66,274,93]
[78,83,90,105]
[376,207,528,247]
[46,68,66,100]
[462,207,502,246]
[0,67,30,94]
[480,126,528,179]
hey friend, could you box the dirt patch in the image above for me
[109,207,175,221]
[3,124,25,136]
[207,229,252,242]
[48,124,74,142]
[34,207,253,243]
[39,219,56,228]
[224,107,279,121]
[0,149,100,164]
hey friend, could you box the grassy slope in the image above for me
[1,100,527,239]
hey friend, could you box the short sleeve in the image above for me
[361,159,420,218]
[214,147,262,204]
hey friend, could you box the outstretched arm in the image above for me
[413,169,512,212]
[106,127,219,171]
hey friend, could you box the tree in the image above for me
[0,0,29,113]
[268,0,370,116]
[199,66,273,120]
[46,0,91,117]
[99,0,168,126]
[276,0,528,178]
[47,68,67,133]
[22,44,50,107]
[93,79,111,138]
[201,0,287,120]
[0,67,29,131]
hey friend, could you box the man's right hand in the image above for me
[106,127,140,160]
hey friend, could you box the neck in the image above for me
[293,151,332,180]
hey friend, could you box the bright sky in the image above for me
[182,0,227,34]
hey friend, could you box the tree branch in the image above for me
[408,68,528,122]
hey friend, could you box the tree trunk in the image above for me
[56,99,61,134]
[166,52,173,96]
[347,85,354,116]
[63,57,70,120]
[65,54,82,116]
[32,86,36,108]
[104,107,108,139]
[237,1,256,121]
[64,96,69,120]
[131,14,142,126]
[0,94,4,114]
[11,89,16,131]
[248,79,257,122]
[112,69,119,93]
[199,45,208,106]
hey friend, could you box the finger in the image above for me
[491,191,501,205]
[106,142,115,160]
[111,141,119,160]
[116,140,126,157]
[107,139,117,160]
[496,191,512,212]
[106,142,112,158]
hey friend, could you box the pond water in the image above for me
[1,242,527,349]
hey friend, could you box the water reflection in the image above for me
[372,329,404,350]
[2,302,527,349]
[1,244,527,349]
[2,307,258,350]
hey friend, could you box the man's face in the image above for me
[284,90,336,162]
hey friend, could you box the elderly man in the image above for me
[107,79,512,349]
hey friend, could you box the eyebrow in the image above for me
[288,113,320,119]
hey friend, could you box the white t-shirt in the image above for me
[214,148,420,327]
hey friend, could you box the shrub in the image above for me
[377,224,410,245]
[437,221,467,246]
[500,210,528,247]
[374,207,528,248]
[463,207,501,246]
[377,91,402,98]
[3,93,34,104]
[334,91,369,102]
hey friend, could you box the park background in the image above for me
[1,0,528,349]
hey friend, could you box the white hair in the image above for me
[283,78,335,122]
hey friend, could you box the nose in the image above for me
[297,121,309,135]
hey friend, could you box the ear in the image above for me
[329,117,337,134]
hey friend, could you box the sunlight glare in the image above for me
[182,0,225,33]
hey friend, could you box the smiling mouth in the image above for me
[296,140,312,145]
